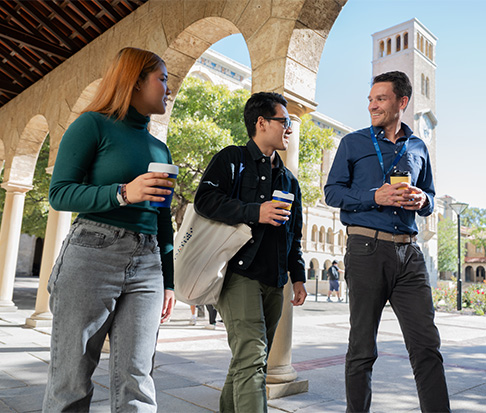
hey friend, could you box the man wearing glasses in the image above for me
[195,92,307,412]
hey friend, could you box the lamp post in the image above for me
[450,202,469,310]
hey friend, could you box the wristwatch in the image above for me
[117,184,128,206]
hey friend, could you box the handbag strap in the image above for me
[230,146,245,200]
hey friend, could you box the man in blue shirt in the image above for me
[325,71,450,412]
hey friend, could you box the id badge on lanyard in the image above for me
[370,126,408,184]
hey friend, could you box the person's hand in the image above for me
[400,186,428,210]
[125,172,174,204]
[291,281,307,306]
[259,201,291,226]
[374,182,426,209]
[160,289,175,323]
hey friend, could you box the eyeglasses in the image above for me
[263,117,292,129]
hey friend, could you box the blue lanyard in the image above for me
[370,126,408,183]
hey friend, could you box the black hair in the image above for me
[243,92,287,138]
[372,71,412,101]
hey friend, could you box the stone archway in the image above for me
[0,114,49,311]
[0,0,348,398]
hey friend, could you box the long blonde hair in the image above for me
[83,47,165,120]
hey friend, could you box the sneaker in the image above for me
[338,298,343,302]
[205,324,216,330]
[327,298,332,302]
[189,316,197,326]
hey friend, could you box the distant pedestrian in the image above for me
[327,260,343,302]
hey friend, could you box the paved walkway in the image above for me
[1,276,485,412]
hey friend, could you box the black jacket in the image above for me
[194,139,305,287]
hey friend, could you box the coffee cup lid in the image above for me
[391,170,410,176]
[148,162,179,175]
[272,190,294,202]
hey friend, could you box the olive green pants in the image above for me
[215,271,284,413]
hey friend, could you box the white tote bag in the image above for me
[174,204,252,305]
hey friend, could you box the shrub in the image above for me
[432,279,486,316]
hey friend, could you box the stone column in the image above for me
[26,206,72,327]
[266,112,309,399]
[0,182,31,312]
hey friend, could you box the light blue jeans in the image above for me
[43,218,164,412]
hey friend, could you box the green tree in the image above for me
[167,78,250,227]
[0,137,51,239]
[298,114,334,206]
[462,206,486,227]
[168,77,335,226]
[438,218,458,273]
[459,206,486,258]
[438,217,467,276]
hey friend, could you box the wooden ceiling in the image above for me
[0,0,149,109]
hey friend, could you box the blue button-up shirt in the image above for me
[324,123,435,235]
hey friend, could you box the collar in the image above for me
[246,139,284,169]
[122,106,151,130]
[372,122,414,142]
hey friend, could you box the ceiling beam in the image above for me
[0,23,71,59]
[18,0,79,51]
[0,79,23,94]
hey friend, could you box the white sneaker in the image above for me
[189,316,197,326]
[205,324,216,330]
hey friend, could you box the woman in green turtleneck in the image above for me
[43,47,175,412]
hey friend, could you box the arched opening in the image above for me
[308,259,320,280]
[403,32,409,49]
[465,266,474,282]
[477,266,486,282]
[319,226,326,244]
[386,38,392,55]
[326,227,333,244]
[396,35,401,52]
[311,225,318,243]
[379,41,385,58]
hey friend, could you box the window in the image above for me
[319,227,325,243]
[326,228,334,245]
[396,35,401,52]
[386,38,391,55]
[426,77,430,98]
[404,32,408,49]
[379,41,384,58]
[421,74,425,95]
[311,225,318,242]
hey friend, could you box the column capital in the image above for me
[283,88,318,117]
[0,182,33,193]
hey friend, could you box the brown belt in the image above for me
[347,226,417,244]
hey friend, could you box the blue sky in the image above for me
[210,0,486,209]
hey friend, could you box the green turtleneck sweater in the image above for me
[49,106,174,289]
